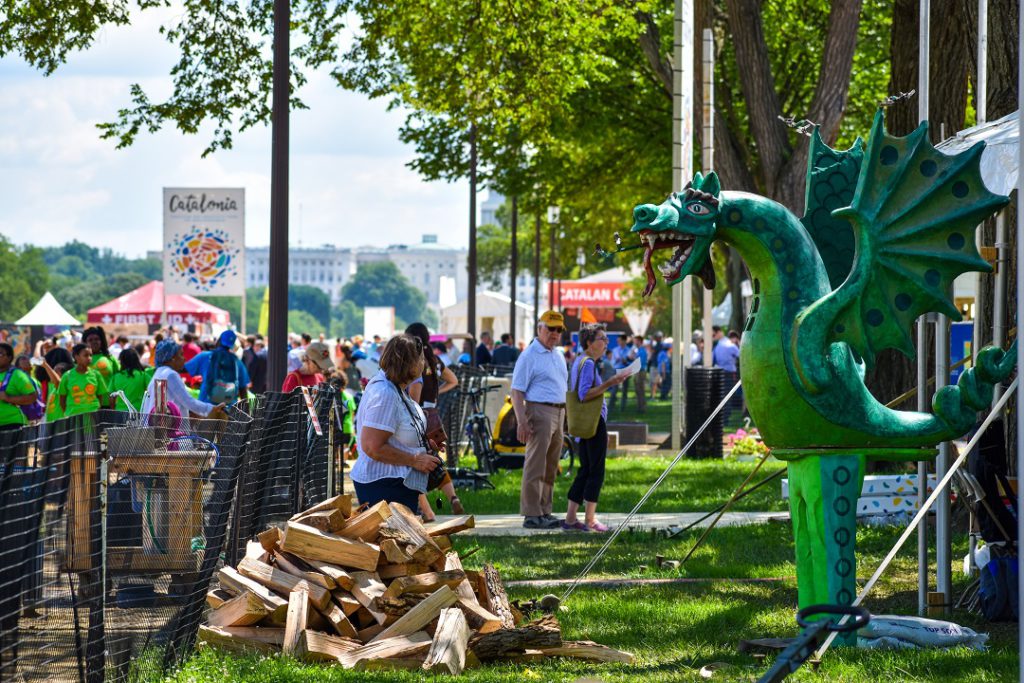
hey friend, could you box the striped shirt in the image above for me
[351,370,426,485]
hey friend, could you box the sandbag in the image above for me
[858,615,988,650]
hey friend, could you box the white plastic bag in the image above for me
[858,615,988,650]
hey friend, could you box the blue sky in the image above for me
[0,6,471,258]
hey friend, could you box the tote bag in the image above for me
[565,358,603,439]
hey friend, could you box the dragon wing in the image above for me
[803,109,1008,368]
[800,129,864,291]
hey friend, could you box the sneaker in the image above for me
[560,520,588,532]
[541,516,561,529]
[587,521,610,532]
[523,516,545,529]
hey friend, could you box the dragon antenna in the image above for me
[614,232,623,248]
[778,115,818,138]
[879,90,916,108]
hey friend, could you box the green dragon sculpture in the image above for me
[628,109,1017,634]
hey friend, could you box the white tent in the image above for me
[937,110,1019,196]
[15,292,80,326]
[440,291,535,343]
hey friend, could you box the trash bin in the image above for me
[685,366,725,458]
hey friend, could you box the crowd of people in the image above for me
[0,317,744,530]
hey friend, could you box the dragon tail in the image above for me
[933,340,1018,436]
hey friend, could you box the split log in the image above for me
[273,551,336,590]
[427,515,475,537]
[482,563,516,628]
[237,556,331,610]
[469,614,562,661]
[422,607,470,675]
[385,503,443,564]
[377,594,427,617]
[456,597,503,635]
[379,562,428,581]
[207,591,269,628]
[218,567,288,618]
[338,500,391,542]
[296,508,346,534]
[380,538,414,564]
[282,590,310,654]
[291,493,353,521]
[198,626,283,655]
[349,571,388,625]
[206,588,233,609]
[382,570,467,600]
[304,560,354,591]
[538,641,635,664]
[295,630,361,663]
[282,521,380,571]
[356,623,386,642]
[331,589,361,616]
[257,527,281,553]
[316,600,358,639]
[339,632,432,669]
[370,585,458,643]
[246,540,269,563]
[434,535,453,552]
[443,552,478,603]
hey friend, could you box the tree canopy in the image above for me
[339,261,435,329]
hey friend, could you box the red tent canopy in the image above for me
[86,281,230,326]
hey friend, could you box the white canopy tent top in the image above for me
[440,291,535,343]
[15,292,80,326]
[936,110,1019,196]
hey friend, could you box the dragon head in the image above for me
[631,171,720,297]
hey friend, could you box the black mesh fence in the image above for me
[0,385,339,683]
[439,365,490,466]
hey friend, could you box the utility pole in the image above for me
[510,195,518,343]
[468,126,478,361]
[534,213,541,327]
[267,0,290,390]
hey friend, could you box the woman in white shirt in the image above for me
[141,340,223,422]
[350,334,442,511]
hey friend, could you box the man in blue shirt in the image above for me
[712,327,742,421]
[511,311,569,529]
[185,330,250,405]
[610,336,636,411]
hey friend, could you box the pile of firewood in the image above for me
[198,495,634,673]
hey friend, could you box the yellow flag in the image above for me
[257,287,270,336]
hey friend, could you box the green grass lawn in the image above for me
[450,454,788,515]
[159,524,1017,682]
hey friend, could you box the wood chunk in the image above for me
[282,521,380,571]
[456,596,502,635]
[482,563,516,628]
[295,630,361,663]
[382,570,467,600]
[379,562,428,581]
[538,641,635,664]
[338,500,391,541]
[339,632,432,669]
[377,594,427,617]
[316,600,358,639]
[356,623,386,642]
[218,567,288,619]
[386,503,443,564]
[422,607,470,675]
[237,556,331,610]
[291,493,353,521]
[206,588,233,609]
[380,538,414,564]
[282,590,310,654]
[245,540,269,563]
[305,560,354,591]
[370,585,458,643]
[444,552,478,603]
[298,508,346,534]
[257,526,281,552]
[427,515,475,537]
[207,591,269,627]
[273,551,336,590]
[469,614,562,661]
[349,571,388,625]
[331,589,361,616]
[434,535,453,552]
[198,626,283,655]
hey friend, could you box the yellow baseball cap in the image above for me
[539,310,565,329]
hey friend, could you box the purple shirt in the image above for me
[571,355,606,422]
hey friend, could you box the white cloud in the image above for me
[0,11,475,258]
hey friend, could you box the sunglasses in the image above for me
[545,325,565,333]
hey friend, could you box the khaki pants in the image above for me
[520,402,564,517]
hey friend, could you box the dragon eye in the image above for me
[687,202,710,216]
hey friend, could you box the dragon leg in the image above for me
[934,340,1018,436]
[787,454,865,646]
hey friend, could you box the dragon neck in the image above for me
[715,191,831,325]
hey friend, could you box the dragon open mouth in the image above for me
[639,229,716,297]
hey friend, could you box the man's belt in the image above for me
[529,401,565,408]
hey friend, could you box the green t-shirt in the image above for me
[91,354,120,381]
[0,367,37,426]
[46,386,63,423]
[58,367,109,417]
[111,367,154,411]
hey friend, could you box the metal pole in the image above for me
[549,221,556,310]
[468,126,478,355]
[701,27,714,368]
[916,0,930,617]
[1015,6,1023,677]
[993,210,1008,407]
[672,0,694,450]
[267,0,290,390]
[510,195,518,342]
[972,0,988,366]
[534,213,541,327]
[935,306,952,613]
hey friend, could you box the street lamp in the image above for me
[547,206,560,310]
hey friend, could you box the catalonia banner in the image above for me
[162,188,246,296]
